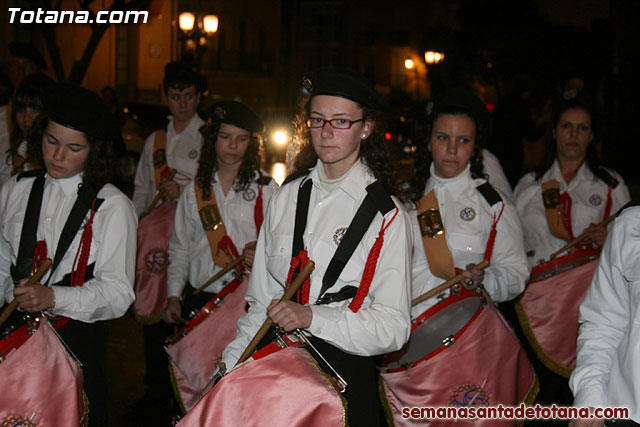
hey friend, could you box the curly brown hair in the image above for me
[26,114,117,189]
[289,98,398,197]
[196,121,262,200]
[406,106,487,204]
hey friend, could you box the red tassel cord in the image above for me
[349,208,399,313]
[51,198,99,329]
[287,250,310,304]
[254,179,264,233]
[558,192,575,240]
[217,235,244,274]
[483,203,505,261]
[70,198,99,287]
[32,240,47,272]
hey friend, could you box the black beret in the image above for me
[429,88,489,126]
[43,82,120,140]
[205,101,263,133]
[164,61,207,93]
[9,41,48,71]
[302,66,388,111]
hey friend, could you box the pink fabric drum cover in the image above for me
[380,288,537,427]
[515,250,599,377]
[0,319,87,426]
[168,277,249,413]
[133,200,177,324]
[177,346,346,427]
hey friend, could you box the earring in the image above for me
[361,133,366,139]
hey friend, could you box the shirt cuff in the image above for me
[572,386,608,409]
[308,305,339,338]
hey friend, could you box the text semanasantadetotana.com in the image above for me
[8,7,148,24]
[402,404,630,420]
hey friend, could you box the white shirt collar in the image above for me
[426,162,472,195]
[45,172,84,197]
[306,159,375,201]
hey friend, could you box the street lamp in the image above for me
[424,51,444,64]
[404,57,419,100]
[178,11,219,69]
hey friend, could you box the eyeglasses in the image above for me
[307,117,364,129]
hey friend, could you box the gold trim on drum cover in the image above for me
[418,209,444,238]
[199,204,223,231]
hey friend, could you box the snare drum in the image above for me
[0,311,37,363]
[516,248,600,377]
[380,287,537,427]
[166,277,249,413]
[176,336,346,427]
[0,318,87,425]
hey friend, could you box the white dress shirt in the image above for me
[569,206,640,422]
[0,172,137,322]
[411,163,529,319]
[167,171,279,297]
[514,161,630,267]
[132,114,205,216]
[219,159,412,370]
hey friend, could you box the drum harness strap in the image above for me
[12,169,104,328]
[289,177,398,312]
[541,168,617,243]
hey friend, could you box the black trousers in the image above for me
[307,336,387,427]
[57,319,108,427]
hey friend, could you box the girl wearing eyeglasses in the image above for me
[218,67,412,427]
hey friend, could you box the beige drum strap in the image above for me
[194,183,235,268]
[11,153,26,175]
[541,179,570,241]
[416,190,456,280]
[153,130,168,188]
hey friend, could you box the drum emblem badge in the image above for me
[417,209,444,238]
[153,149,167,168]
[589,194,602,206]
[188,149,199,160]
[199,204,223,231]
[459,207,476,221]
[2,415,37,426]
[450,383,490,409]
[333,227,348,245]
[243,189,256,201]
[144,248,169,274]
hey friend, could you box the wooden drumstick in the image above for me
[411,260,489,307]
[549,215,616,259]
[144,170,177,216]
[235,260,315,367]
[193,256,245,295]
[0,259,53,328]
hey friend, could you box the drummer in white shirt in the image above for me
[218,66,412,427]
[514,90,630,267]
[162,101,278,322]
[569,205,640,427]
[0,82,136,426]
[407,88,529,319]
[132,62,206,217]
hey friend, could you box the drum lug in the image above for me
[450,284,461,296]
[443,335,455,347]
[188,309,198,319]
[213,296,224,307]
